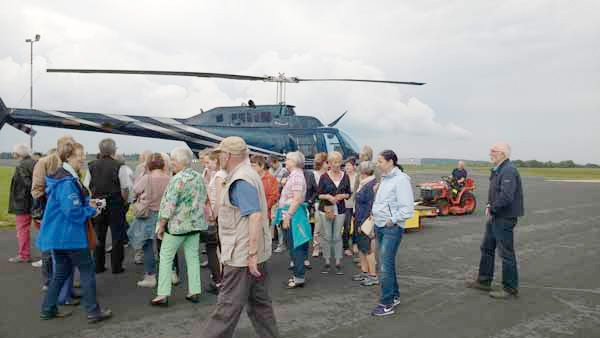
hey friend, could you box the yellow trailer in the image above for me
[404,205,438,230]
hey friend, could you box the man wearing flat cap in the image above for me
[204,137,279,338]
[467,142,524,299]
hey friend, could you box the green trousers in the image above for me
[157,232,201,296]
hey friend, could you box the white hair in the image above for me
[491,142,512,158]
[12,143,31,157]
[170,147,194,166]
[358,161,376,176]
[286,151,305,168]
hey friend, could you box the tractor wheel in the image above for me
[460,192,477,214]
[437,200,450,216]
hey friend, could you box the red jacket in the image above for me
[261,172,280,220]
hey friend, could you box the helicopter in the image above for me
[0,69,424,163]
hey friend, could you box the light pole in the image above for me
[25,34,40,151]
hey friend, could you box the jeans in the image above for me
[41,250,52,287]
[376,225,403,306]
[42,249,100,316]
[478,217,519,292]
[286,229,309,281]
[142,239,156,275]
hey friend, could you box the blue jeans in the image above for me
[376,225,403,306]
[42,249,101,316]
[287,229,309,281]
[142,239,156,275]
[478,217,519,292]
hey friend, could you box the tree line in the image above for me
[511,160,599,168]
[0,152,140,161]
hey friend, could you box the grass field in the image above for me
[1,165,599,228]
[0,166,15,227]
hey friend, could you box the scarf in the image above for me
[357,175,376,192]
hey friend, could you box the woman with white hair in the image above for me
[317,151,352,275]
[275,151,311,288]
[8,143,36,263]
[151,147,207,306]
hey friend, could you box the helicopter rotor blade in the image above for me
[328,110,348,127]
[295,78,425,86]
[47,69,268,81]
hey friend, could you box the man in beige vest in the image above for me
[204,136,279,338]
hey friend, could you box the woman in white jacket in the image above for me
[370,150,414,317]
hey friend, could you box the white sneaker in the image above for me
[137,274,157,288]
[31,259,43,268]
[171,271,180,285]
[274,245,285,253]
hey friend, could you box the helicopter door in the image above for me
[295,134,317,158]
[324,133,343,154]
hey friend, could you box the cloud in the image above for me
[1,1,599,163]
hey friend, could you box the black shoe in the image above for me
[96,267,107,274]
[185,294,201,303]
[150,297,169,307]
[87,308,112,323]
[71,289,82,299]
[206,282,219,295]
[335,265,344,275]
[321,264,330,274]
[304,263,312,270]
[112,268,125,274]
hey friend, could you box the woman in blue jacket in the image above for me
[370,150,414,317]
[37,142,112,323]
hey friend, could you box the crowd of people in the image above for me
[7,134,524,336]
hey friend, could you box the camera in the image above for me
[96,199,107,209]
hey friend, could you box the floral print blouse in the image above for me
[158,167,208,235]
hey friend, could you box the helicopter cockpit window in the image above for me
[285,107,295,116]
[325,133,343,154]
[216,114,224,123]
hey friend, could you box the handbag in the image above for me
[87,220,97,250]
[132,175,152,218]
[360,216,375,238]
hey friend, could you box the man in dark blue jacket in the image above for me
[467,142,524,299]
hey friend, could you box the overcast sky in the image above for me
[1,1,599,163]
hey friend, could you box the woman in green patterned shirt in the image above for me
[151,147,208,306]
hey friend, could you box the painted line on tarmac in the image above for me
[546,179,600,183]
[398,275,600,295]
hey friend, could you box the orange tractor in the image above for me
[416,176,477,216]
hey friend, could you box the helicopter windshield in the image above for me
[338,129,360,155]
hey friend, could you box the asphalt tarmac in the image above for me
[1,172,599,338]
